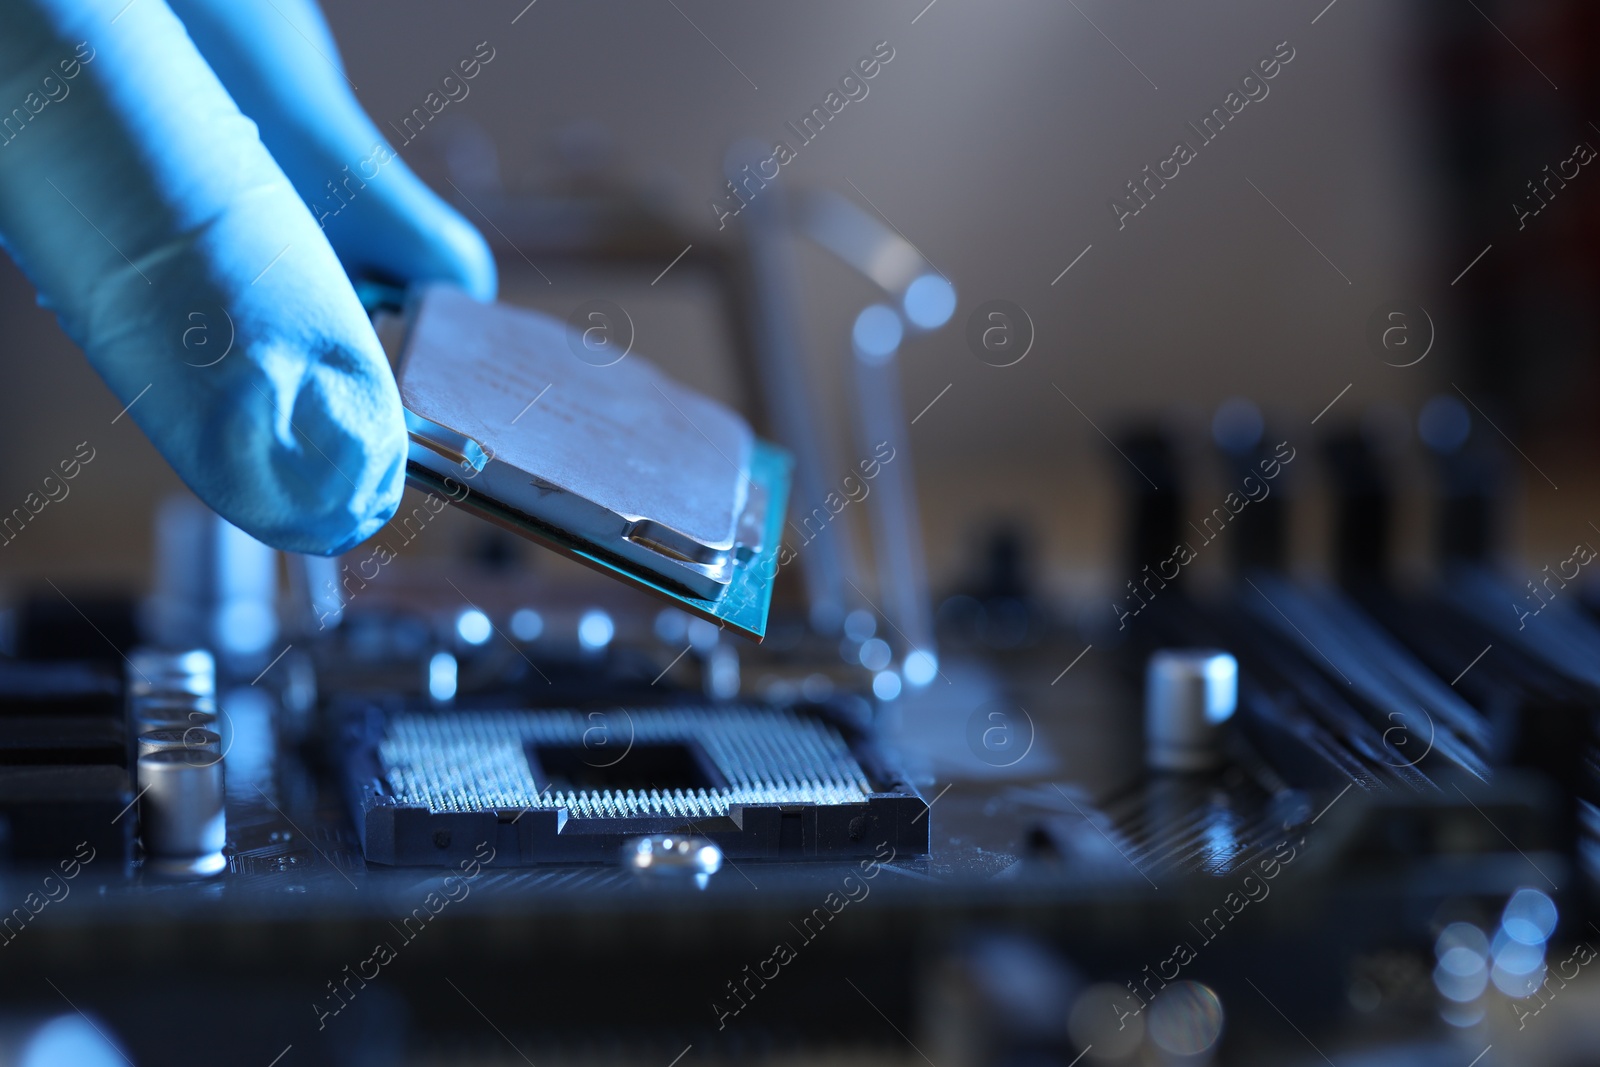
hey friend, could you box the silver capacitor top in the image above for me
[127,648,216,700]
[138,749,226,878]
[128,647,215,680]
[137,727,222,761]
[131,692,216,717]
[146,493,280,664]
[1145,649,1238,772]
[132,698,218,738]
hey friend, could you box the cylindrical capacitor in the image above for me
[130,673,213,701]
[131,693,217,716]
[132,697,217,736]
[129,647,215,681]
[138,749,226,878]
[127,647,216,699]
[1145,649,1238,772]
[146,493,280,667]
[137,727,222,761]
[133,719,219,790]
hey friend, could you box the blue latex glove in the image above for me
[0,0,496,554]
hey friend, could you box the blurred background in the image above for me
[6,6,1600,1064]
[0,0,1592,613]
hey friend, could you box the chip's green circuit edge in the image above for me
[404,439,792,643]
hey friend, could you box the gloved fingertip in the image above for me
[418,192,497,301]
[321,161,498,302]
[262,346,410,557]
[313,489,402,557]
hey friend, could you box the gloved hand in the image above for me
[0,0,496,555]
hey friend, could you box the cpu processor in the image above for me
[378,285,790,641]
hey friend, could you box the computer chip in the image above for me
[383,285,790,641]
[343,705,929,865]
